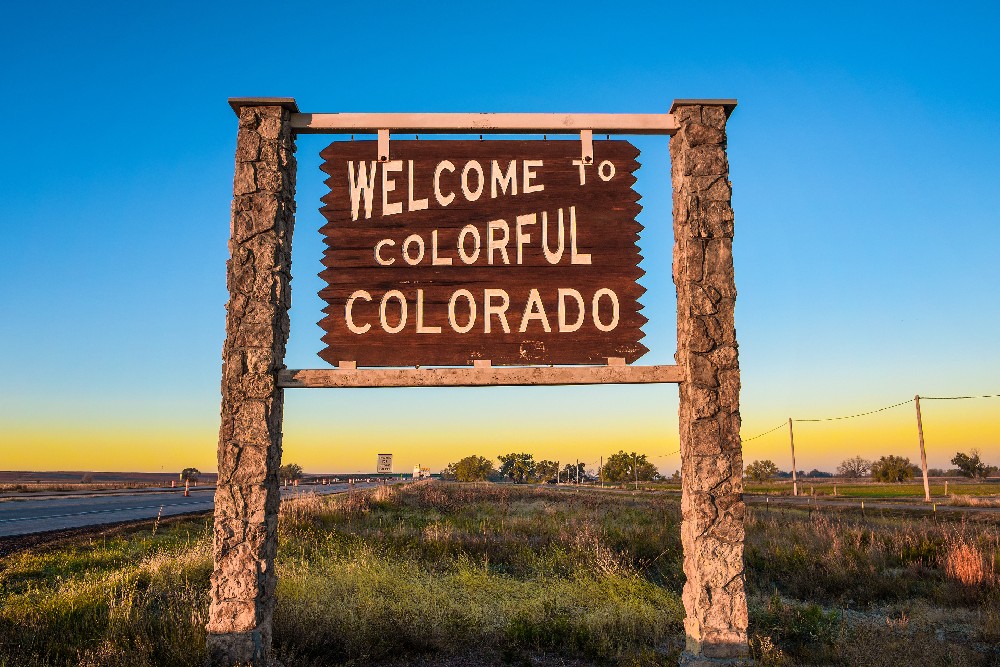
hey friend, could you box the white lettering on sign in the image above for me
[598,160,616,182]
[520,289,551,333]
[542,209,565,264]
[335,151,633,349]
[402,234,425,266]
[380,290,407,334]
[569,207,591,265]
[348,161,377,220]
[461,160,485,202]
[382,160,403,216]
[408,160,429,211]
[354,159,570,217]
[434,160,456,207]
[448,289,477,333]
[458,225,481,264]
[491,160,518,198]
[523,160,544,194]
[372,206,589,267]
[484,288,511,334]
[416,289,441,334]
[487,219,510,265]
[558,288,585,333]
[343,287,621,335]
[431,230,452,266]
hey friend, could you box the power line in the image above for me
[921,394,1000,400]
[794,398,914,422]
[743,423,786,442]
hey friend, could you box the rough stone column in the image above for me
[206,98,297,667]
[669,100,749,665]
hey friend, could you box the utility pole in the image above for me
[576,458,580,485]
[915,395,931,502]
[556,460,559,484]
[634,452,639,490]
[600,456,604,488]
[788,418,798,497]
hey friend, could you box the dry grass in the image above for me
[2,483,1000,666]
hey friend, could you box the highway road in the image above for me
[0,483,379,537]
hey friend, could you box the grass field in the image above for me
[742,480,1000,500]
[1,482,999,666]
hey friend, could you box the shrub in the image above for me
[871,455,914,483]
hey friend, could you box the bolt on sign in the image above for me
[376,453,393,473]
[317,141,646,366]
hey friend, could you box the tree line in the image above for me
[744,449,997,483]
[441,451,662,484]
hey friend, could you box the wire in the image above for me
[794,398,914,422]
[743,422,787,442]
[921,394,1000,400]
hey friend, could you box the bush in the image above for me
[750,593,840,662]
[871,455,914,483]
[745,460,779,482]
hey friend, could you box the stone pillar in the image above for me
[206,98,298,667]
[669,100,748,665]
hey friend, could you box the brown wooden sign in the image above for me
[317,140,646,366]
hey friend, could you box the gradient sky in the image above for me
[1,1,997,476]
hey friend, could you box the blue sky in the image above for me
[1,1,997,473]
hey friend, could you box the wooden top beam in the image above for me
[279,365,683,388]
[289,112,679,135]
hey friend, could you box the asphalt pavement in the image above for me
[0,483,378,537]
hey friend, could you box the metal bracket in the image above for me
[377,129,389,162]
[581,130,593,164]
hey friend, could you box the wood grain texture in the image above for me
[317,140,647,366]
[279,365,682,388]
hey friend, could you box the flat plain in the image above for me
[1,482,998,666]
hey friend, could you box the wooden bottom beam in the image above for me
[278,365,682,388]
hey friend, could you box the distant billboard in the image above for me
[377,453,393,473]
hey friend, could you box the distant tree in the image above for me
[534,459,560,483]
[745,460,779,482]
[278,463,304,482]
[444,455,496,482]
[560,461,587,483]
[806,469,833,478]
[871,456,914,483]
[836,456,872,478]
[600,451,659,485]
[926,468,946,478]
[951,450,997,480]
[671,470,681,481]
[80,472,94,484]
[180,468,200,483]
[497,453,536,484]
